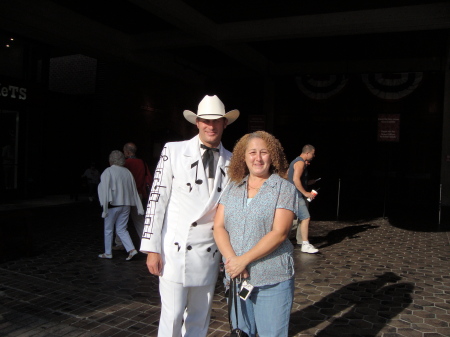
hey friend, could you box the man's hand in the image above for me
[146,252,163,276]
[304,191,315,200]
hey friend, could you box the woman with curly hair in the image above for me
[214,131,297,337]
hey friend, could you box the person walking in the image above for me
[288,144,319,253]
[97,150,144,260]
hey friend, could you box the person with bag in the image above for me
[113,142,152,251]
[214,131,297,337]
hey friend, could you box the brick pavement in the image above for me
[0,201,449,336]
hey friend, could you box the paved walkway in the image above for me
[0,198,449,336]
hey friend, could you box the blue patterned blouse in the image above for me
[219,173,297,286]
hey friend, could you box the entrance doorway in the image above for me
[1,110,19,193]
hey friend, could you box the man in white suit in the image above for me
[140,95,239,337]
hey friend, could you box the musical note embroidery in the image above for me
[185,160,203,193]
[191,160,203,185]
[142,146,168,241]
[207,247,219,258]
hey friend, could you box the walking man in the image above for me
[288,144,319,253]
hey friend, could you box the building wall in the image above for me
[273,72,444,225]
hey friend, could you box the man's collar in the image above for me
[198,138,221,151]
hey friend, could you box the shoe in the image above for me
[112,244,125,251]
[126,250,138,261]
[301,243,319,254]
[98,253,112,259]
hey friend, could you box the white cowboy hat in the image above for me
[183,95,240,125]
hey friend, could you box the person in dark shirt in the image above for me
[287,144,319,253]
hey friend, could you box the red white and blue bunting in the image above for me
[295,74,348,100]
[362,72,423,100]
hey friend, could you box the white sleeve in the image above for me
[98,169,110,218]
[140,144,174,254]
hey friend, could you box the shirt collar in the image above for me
[237,173,278,188]
[199,138,221,153]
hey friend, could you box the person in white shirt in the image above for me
[97,150,144,260]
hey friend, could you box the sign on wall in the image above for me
[248,115,265,132]
[0,83,27,100]
[378,114,400,142]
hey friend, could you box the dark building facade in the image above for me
[1,1,450,228]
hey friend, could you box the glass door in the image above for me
[1,110,19,191]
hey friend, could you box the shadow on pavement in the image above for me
[289,272,413,336]
[312,224,380,250]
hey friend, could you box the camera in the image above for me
[239,281,254,301]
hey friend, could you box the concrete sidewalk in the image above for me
[0,200,449,336]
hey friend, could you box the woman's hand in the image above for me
[225,255,249,279]
[240,269,250,279]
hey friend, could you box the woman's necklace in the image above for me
[248,178,267,191]
[248,184,260,191]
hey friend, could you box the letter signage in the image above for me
[0,83,27,100]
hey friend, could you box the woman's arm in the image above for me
[225,207,294,279]
[213,204,249,278]
[213,204,236,259]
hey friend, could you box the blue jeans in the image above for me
[230,278,294,337]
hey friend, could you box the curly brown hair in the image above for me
[227,131,289,183]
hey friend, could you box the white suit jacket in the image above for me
[140,135,231,286]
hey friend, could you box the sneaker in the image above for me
[126,250,138,261]
[112,244,125,251]
[301,243,319,254]
[98,253,113,259]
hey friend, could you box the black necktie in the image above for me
[201,144,219,178]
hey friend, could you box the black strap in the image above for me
[228,278,240,330]
[201,144,219,178]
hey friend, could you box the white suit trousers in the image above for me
[158,278,216,337]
